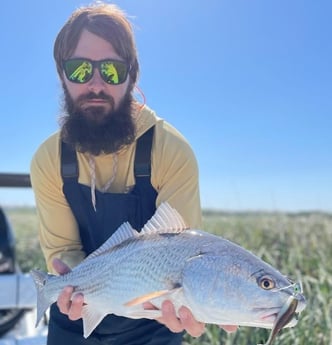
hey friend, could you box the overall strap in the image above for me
[61,141,78,180]
[61,141,99,252]
[132,126,157,229]
[134,126,154,177]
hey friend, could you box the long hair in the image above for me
[53,3,139,92]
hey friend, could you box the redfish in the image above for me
[31,203,306,344]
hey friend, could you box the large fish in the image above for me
[31,203,306,344]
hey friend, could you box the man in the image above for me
[31,3,236,344]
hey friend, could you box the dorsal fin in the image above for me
[82,203,188,263]
[140,202,189,235]
[84,222,138,261]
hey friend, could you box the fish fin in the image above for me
[30,269,54,327]
[141,202,189,235]
[124,289,171,307]
[84,222,138,261]
[83,203,187,262]
[82,305,107,338]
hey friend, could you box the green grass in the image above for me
[5,206,46,272]
[4,207,332,344]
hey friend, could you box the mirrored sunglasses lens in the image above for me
[100,61,128,84]
[65,60,93,83]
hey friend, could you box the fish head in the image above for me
[243,266,306,328]
[186,242,306,330]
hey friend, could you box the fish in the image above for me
[31,202,306,343]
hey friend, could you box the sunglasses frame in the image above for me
[63,58,130,85]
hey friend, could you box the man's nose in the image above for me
[87,68,106,92]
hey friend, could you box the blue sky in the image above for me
[0,0,331,211]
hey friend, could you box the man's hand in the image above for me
[52,258,85,321]
[160,300,205,337]
[143,300,238,338]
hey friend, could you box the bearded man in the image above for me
[30,3,236,345]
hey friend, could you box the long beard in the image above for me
[59,88,136,155]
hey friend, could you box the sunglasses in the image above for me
[63,58,130,85]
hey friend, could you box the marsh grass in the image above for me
[4,207,332,344]
[5,206,46,272]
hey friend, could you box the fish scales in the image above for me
[95,234,193,301]
[31,202,306,344]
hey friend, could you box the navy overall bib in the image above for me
[47,127,183,345]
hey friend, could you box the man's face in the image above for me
[62,29,130,120]
[60,29,136,155]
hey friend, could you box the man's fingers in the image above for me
[146,300,214,338]
[57,286,84,320]
[67,293,84,320]
[52,258,71,275]
[53,260,84,321]
[159,300,184,333]
[178,306,205,337]
[57,286,74,314]
[158,301,205,337]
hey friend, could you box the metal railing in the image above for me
[0,174,31,188]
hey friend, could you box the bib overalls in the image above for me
[47,127,183,345]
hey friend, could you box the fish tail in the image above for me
[30,269,53,327]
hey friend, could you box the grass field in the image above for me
[4,207,332,345]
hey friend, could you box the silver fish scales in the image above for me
[31,203,306,344]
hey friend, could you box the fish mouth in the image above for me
[258,308,282,325]
[250,298,302,345]
[256,300,302,328]
[257,289,306,325]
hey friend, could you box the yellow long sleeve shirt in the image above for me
[30,105,202,271]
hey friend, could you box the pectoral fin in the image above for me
[124,290,171,307]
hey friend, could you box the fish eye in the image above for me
[258,276,276,290]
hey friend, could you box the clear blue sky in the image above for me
[0,0,331,211]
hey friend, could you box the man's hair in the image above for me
[53,3,139,91]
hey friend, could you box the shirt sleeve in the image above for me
[152,120,202,228]
[30,135,85,272]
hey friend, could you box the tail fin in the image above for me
[30,269,53,327]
